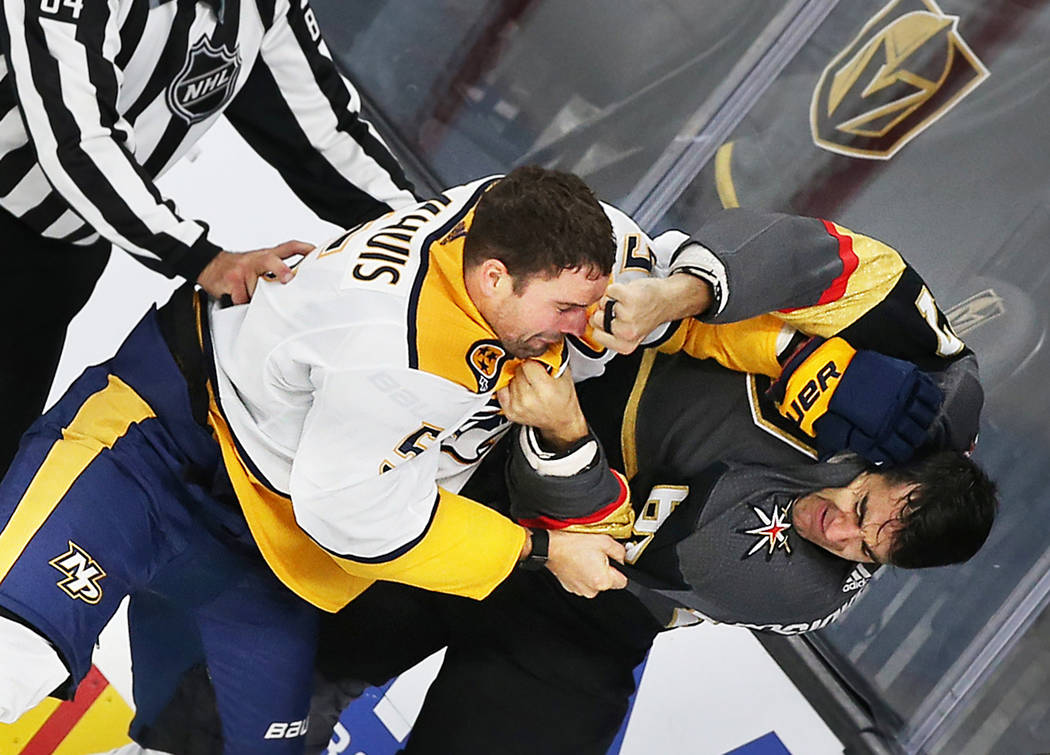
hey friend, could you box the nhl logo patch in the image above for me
[466,340,508,393]
[167,37,242,125]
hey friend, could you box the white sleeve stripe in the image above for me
[2,164,51,215]
[4,0,204,262]
[520,425,599,477]
[43,20,203,253]
[671,241,729,316]
[260,13,412,204]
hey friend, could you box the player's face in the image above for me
[490,267,609,358]
[792,472,917,564]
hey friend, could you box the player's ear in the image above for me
[477,258,511,297]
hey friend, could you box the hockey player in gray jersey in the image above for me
[313,209,997,755]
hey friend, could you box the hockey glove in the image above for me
[769,336,943,465]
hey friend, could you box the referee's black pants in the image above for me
[1,206,111,474]
[318,570,663,755]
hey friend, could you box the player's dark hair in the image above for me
[883,450,997,569]
[464,165,615,292]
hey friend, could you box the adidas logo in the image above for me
[842,564,872,593]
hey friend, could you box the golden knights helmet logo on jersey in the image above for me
[810,0,988,159]
[167,37,242,125]
[49,541,106,604]
[466,340,508,393]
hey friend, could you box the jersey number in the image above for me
[620,234,654,274]
[40,0,82,20]
[915,286,965,357]
[380,423,442,474]
[298,0,322,42]
[623,485,688,564]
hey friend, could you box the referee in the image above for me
[0,0,416,472]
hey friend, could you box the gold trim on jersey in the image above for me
[714,137,907,337]
[658,314,785,377]
[206,397,370,612]
[207,392,526,612]
[414,209,565,393]
[0,376,155,583]
[775,224,907,336]
[621,349,658,480]
[746,374,818,459]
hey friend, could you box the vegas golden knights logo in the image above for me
[49,541,106,604]
[946,288,1005,336]
[466,340,508,392]
[810,0,988,159]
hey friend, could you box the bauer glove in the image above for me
[769,336,942,465]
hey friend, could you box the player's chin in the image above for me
[506,336,558,359]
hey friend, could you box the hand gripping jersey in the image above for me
[507,209,982,634]
[206,177,685,611]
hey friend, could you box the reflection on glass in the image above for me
[312,0,779,201]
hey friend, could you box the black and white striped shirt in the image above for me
[0,0,415,281]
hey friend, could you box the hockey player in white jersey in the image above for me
[0,166,718,752]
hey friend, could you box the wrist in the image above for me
[664,271,714,320]
[182,235,225,284]
[537,415,589,452]
[518,528,549,570]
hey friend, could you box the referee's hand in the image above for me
[197,240,314,304]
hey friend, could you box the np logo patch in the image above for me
[167,37,241,125]
[810,0,988,159]
[738,500,793,561]
[466,340,508,392]
[49,541,106,604]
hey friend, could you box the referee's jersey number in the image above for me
[39,0,83,22]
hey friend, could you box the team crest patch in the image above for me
[466,340,508,392]
[49,541,106,604]
[810,0,988,159]
[167,37,242,125]
[738,500,793,561]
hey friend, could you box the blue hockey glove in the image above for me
[769,336,943,465]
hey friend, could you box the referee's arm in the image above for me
[0,0,221,282]
[223,0,419,226]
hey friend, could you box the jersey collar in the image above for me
[413,205,565,393]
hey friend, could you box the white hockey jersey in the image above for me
[206,176,686,610]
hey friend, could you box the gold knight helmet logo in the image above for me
[810,0,988,159]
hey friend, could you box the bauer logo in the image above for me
[265,717,309,739]
[168,37,241,124]
[810,0,988,159]
[49,541,106,604]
